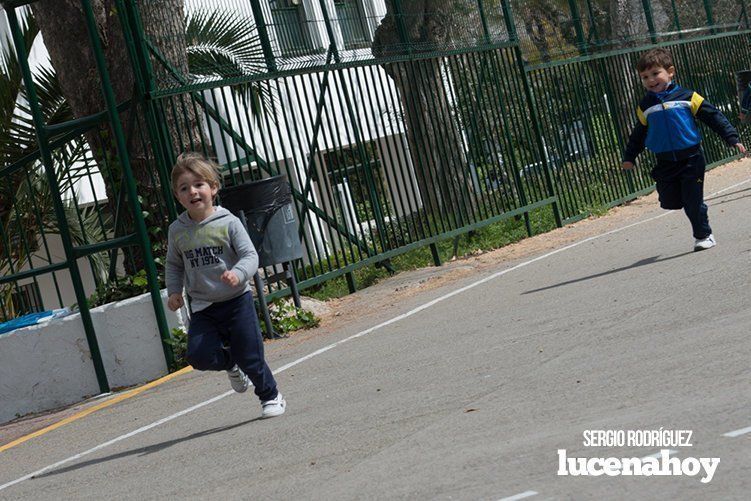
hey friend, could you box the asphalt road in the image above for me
[1,179,750,500]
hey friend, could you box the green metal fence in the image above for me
[2,0,750,387]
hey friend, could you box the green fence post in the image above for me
[477,0,491,44]
[392,0,411,51]
[6,7,111,393]
[502,0,562,229]
[567,0,588,55]
[500,0,516,41]
[118,0,178,223]
[641,0,658,43]
[703,0,716,34]
[318,0,342,62]
[670,0,683,38]
[584,0,601,48]
[80,0,174,368]
[249,0,278,72]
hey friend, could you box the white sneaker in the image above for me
[227,365,250,393]
[694,234,716,251]
[261,392,286,418]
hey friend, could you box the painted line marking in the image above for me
[641,449,678,460]
[0,391,228,492]
[498,490,538,501]
[723,426,751,438]
[0,366,193,454]
[1,177,749,492]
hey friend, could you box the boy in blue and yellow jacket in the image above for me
[622,48,746,251]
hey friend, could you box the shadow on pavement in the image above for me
[33,417,261,479]
[705,186,751,205]
[522,251,694,295]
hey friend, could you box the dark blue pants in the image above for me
[652,153,712,239]
[187,292,277,401]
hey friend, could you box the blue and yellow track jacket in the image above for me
[623,82,739,164]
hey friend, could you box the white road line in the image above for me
[641,449,678,460]
[723,426,751,438]
[2,178,749,493]
[0,392,231,492]
[498,490,538,501]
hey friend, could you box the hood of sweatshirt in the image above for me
[175,206,232,228]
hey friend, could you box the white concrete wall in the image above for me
[0,290,184,424]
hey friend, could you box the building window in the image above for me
[269,0,316,57]
[334,1,371,50]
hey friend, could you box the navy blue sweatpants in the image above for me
[187,292,278,401]
[652,152,712,239]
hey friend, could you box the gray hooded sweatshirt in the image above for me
[166,206,258,312]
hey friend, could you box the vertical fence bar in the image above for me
[670,0,683,39]
[250,0,278,72]
[120,0,178,222]
[318,0,341,62]
[477,0,491,43]
[5,7,111,393]
[585,0,601,48]
[703,0,716,34]
[641,0,657,43]
[502,0,562,228]
[567,0,588,55]
[80,0,174,368]
[392,0,411,51]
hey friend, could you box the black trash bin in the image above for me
[736,70,751,124]
[219,175,303,267]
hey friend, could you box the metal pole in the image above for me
[80,0,174,368]
[118,0,178,222]
[584,0,601,47]
[501,0,562,228]
[249,0,278,72]
[392,0,411,51]
[567,0,588,55]
[670,0,683,39]
[318,0,341,63]
[641,0,658,44]
[477,0,491,44]
[740,0,750,30]
[6,7,111,393]
[500,0,517,41]
[703,0,716,34]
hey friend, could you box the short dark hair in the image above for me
[636,48,674,72]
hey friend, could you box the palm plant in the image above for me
[185,7,274,119]
[1,10,110,318]
[1,6,275,317]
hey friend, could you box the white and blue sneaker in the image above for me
[227,365,250,393]
[694,234,716,252]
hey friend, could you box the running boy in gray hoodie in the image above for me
[166,152,285,418]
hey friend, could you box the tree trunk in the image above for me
[31,0,201,273]
[372,0,477,221]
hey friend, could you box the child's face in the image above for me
[639,65,675,93]
[174,171,218,221]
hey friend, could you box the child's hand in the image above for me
[740,112,746,121]
[167,293,184,311]
[221,270,240,287]
[621,161,635,170]
[735,142,748,156]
